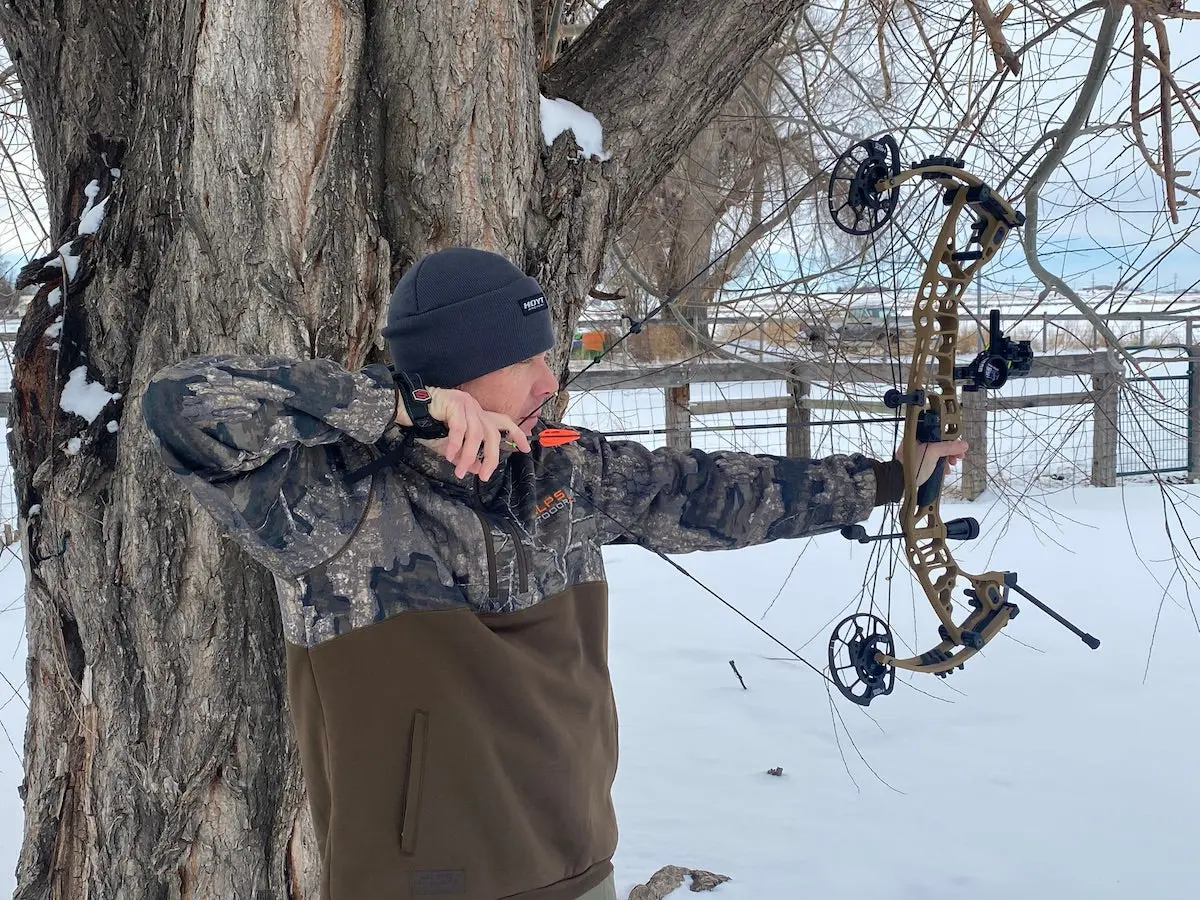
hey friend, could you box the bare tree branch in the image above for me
[1019,0,1156,383]
[545,0,807,224]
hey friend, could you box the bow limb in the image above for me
[887,571,1014,674]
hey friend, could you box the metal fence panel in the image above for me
[1116,368,1191,478]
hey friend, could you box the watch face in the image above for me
[412,388,432,402]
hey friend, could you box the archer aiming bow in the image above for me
[824,135,1100,706]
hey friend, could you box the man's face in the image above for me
[458,351,560,435]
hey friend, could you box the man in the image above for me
[142,247,965,900]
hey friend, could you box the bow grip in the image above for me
[914,409,944,507]
[916,458,946,507]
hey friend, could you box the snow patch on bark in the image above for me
[539,94,611,161]
[59,366,121,423]
[78,180,111,236]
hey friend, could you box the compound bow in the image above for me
[824,135,1100,706]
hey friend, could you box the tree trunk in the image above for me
[664,126,722,350]
[0,1,807,896]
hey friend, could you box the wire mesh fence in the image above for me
[562,349,1195,492]
[1116,362,1192,479]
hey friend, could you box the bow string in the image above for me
[512,133,1099,707]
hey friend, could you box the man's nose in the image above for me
[534,356,559,396]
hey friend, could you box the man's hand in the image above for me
[898,438,969,489]
[398,388,530,480]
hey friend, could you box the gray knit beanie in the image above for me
[382,247,556,387]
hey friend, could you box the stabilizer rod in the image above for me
[841,517,980,544]
[1005,573,1101,649]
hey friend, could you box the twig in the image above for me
[970,0,1021,74]
[728,659,747,689]
[875,0,893,100]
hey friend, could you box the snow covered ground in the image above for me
[0,422,1196,896]
[0,305,1195,895]
[604,483,1200,899]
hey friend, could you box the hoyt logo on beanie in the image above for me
[521,294,548,316]
[382,247,556,388]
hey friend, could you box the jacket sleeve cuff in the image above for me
[871,458,905,506]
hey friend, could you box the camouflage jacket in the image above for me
[142,354,881,649]
[141,354,881,900]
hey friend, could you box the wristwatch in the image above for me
[393,372,450,440]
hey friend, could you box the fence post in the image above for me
[665,384,692,450]
[961,388,988,499]
[786,372,810,458]
[1091,354,1120,487]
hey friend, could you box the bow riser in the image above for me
[893,176,1022,673]
[903,535,1009,647]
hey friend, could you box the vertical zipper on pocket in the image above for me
[473,478,528,597]
[495,519,529,593]
[469,508,500,601]
[400,710,429,856]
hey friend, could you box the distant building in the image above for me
[0,276,35,318]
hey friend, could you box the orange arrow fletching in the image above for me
[537,427,580,447]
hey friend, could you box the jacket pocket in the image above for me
[400,710,429,856]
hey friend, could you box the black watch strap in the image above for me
[394,372,450,439]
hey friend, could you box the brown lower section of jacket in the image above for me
[286,582,618,900]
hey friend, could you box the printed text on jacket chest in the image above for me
[534,489,573,523]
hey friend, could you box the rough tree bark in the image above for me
[0,1,808,896]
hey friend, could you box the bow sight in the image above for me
[957,309,1034,391]
[823,135,1100,706]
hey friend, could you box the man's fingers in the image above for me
[929,440,968,460]
[427,397,540,479]
[442,397,468,460]
[455,417,484,478]
[496,416,532,453]
[476,423,500,479]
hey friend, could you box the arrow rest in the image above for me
[883,387,924,409]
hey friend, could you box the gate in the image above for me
[1116,346,1194,478]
